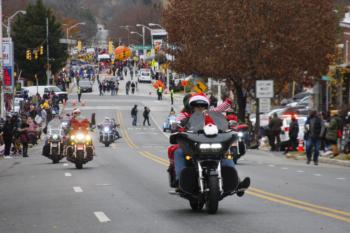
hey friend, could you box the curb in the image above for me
[285,152,350,168]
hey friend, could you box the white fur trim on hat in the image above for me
[189,94,210,105]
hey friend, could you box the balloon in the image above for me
[114,46,132,61]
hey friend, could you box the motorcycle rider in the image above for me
[98,117,121,141]
[173,93,250,196]
[42,110,62,156]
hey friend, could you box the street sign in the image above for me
[130,45,152,50]
[259,98,271,113]
[59,38,77,45]
[256,80,274,98]
[193,81,207,93]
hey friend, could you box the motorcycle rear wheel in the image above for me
[206,176,220,214]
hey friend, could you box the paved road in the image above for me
[0,72,349,233]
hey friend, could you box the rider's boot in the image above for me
[236,177,250,197]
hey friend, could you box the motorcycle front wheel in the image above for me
[51,148,60,164]
[206,176,220,214]
[75,151,84,169]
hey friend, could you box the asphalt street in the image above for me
[0,73,349,233]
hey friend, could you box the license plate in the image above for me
[77,145,84,150]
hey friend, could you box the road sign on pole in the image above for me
[259,98,271,113]
[256,80,274,98]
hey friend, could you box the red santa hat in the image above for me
[189,93,210,106]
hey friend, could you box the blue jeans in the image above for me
[132,115,137,126]
[306,138,320,162]
[174,148,235,180]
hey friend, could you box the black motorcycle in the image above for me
[169,112,243,214]
[43,120,64,163]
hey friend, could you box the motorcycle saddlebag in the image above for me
[179,167,199,194]
[222,166,239,193]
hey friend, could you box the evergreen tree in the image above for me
[12,0,67,84]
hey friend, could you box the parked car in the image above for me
[22,86,68,102]
[286,95,312,108]
[281,91,312,106]
[79,80,93,93]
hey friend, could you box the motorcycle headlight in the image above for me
[238,132,244,138]
[103,127,110,133]
[76,133,85,141]
[71,135,75,140]
[62,122,68,127]
[85,135,91,141]
[52,134,59,140]
[199,143,222,153]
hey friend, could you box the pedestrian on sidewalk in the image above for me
[325,110,340,158]
[268,113,282,151]
[126,81,131,95]
[99,82,103,96]
[1,115,14,158]
[115,81,119,95]
[283,115,299,154]
[305,111,325,165]
[170,88,174,105]
[18,115,29,157]
[143,107,151,126]
[77,86,82,103]
[131,105,138,126]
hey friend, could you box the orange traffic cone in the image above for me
[297,139,304,153]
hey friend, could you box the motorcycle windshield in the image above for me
[47,118,62,136]
[187,112,229,133]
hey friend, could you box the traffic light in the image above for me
[108,41,114,54]
[34,51,39,60]
[40,46,44,55]
[26,50,32,60]
[77,41,82,51]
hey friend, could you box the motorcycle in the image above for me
[99,124,115,147]
[66,119,94,169]
[163,115,177,133]
[43,119,64,163]
[169,112,241,214]
[229,121,248,164]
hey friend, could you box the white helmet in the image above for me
[73,108,81,115]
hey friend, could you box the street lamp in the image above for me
[148,23,164,29]
[136,24,154,55]
[66,22,86,54]
[120,25,131,45]
[7,10,26,37]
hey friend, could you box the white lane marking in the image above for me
[336,177,346,180]
[268,164,275,167]
[63,163,69,167]
[313,174,323,177]
[65,173,72,177]
[281,167,289,170]
[73,187,83,193]
[94,211,111,223]
[96,183,112,186]
[296,170,304,173]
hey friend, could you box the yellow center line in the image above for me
[246,191,350,223]
[116,111,350,223]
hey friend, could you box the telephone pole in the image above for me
[46,17,50,85]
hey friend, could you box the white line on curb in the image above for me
[296,170,304,173]
[73,187,83,193]
[94,211,111,223]
[281,167,289,170]
[65,173,72,177]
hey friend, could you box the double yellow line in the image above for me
[116,111,350,223]
[116,111,138,149]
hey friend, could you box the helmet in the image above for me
[189,94,210,108]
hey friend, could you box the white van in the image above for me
[138,68,152,83]
[22,86,68,102]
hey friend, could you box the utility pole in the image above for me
[46,17,50,85]
[142,26,146,56]
[0,0,4,117]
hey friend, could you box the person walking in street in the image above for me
[143,106,151,126]
[131,105,138,126]
[268,113,283,151]
[131,81,136,95]
[305,111,325,165]
[170,88,174,105]
[325,110,340,158]
[77,85,82,103]
[157,86,163,100]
